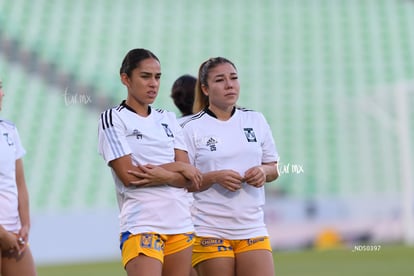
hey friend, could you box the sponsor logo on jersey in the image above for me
[127,129,143,139]
[206,137,218,151]
[201,238,223,246]
[243,128,257,142]
[247,236,265,245]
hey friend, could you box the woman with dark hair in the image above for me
[170,74,197,123]
[98,48,202,276]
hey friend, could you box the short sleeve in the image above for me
[98,109,132,164]
[258,113,280,163]
[13,126,26,160]
[181,124,196,165]
[168,112,188,152]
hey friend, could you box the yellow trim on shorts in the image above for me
[120,232,195,268]
[192,236,272,267]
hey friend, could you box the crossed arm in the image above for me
[109,149,202,190]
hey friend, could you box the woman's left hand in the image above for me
[18,225,29,243]
[243,166,266,188]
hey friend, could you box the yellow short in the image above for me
[120,232,194,267]
[192,236,272,267]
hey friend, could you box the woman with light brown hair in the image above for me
[182,57,280,276]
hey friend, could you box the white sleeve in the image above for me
[181,124,196,165]
[98,109,132,164]
[258,113,280,163]
[168,112,188,152]
[13,126,26,160]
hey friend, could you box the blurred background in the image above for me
[0,0,413,267]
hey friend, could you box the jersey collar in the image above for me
[121,100,151,115]
[204,106,236,118]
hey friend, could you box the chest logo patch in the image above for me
[2,133,14,146]
[243,128,257,142]
[161,123,174,137]
[206,137,218,151]
[127,129,143,139]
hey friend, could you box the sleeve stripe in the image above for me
[180,111,206,127]
[104,109,111,129]
[100,112,106,130]
[109,109,113,127]
[104,110,109,129]
[101,109,114,130]
[104,126,125,158]
[100,108,126,158]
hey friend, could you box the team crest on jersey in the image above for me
[161,123,174,137]
[2,133,14,146]
[243,128,257,142]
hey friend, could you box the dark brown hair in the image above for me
[120,48,160,77]
[171,74,197,116]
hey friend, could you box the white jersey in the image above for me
[177,114,193,125]
[98,101,194,235]
[182,107,279,239]
[0,119,26,232]
[177,114,196,204]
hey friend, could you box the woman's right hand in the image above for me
[0,230,23,255]
[177,162,203,191]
